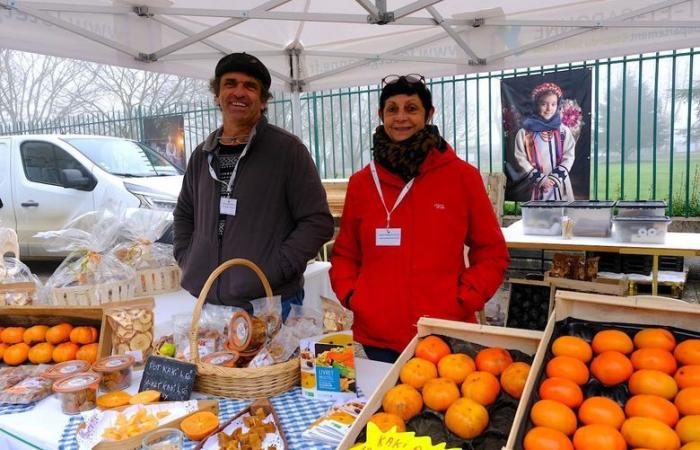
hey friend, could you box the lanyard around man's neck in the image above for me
[207,126,257,196]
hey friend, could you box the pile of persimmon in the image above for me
[368,335,531,444]
[523,327,700,450]
[0,324,99,366]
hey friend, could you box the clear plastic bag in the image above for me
[251,296,283,337]
[321,296,354,332]
[0,257,43,305]
[113,208,175,270]
[285,304,322,340]
[35,210,136,305]
[0,376,53,405]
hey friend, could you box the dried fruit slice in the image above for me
[180,411,219,441]
[97,391,132,409]
[116,343,131,354]
[138,310,154,325]
[130,332,152,352]
[128,390,161,405]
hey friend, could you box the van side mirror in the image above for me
[60,169,95,191]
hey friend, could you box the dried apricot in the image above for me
[180,411,219,441]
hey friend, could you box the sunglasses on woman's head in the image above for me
[381,74,426,86]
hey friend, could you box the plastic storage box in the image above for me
[521,201,567,236]
[612,216,671,244]
[564,200,614,237]
[615,200,667,217]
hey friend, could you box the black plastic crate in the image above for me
[587,251,622,273]
[505,280,551,331]
[621,254,653,276]
[659,255,684,272]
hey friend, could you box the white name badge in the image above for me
[220,197,237,216]
[376,228,401,246]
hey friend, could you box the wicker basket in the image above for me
[190,258,299,399]
[134,265,181,296]
[52,279,136,306]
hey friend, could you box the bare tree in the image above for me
[0,49,100,127]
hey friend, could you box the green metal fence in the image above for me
[2,48,699,216]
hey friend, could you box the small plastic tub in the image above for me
[565,200,615,237]
[43,360,91,382]
[228,311,267,353]
[53,372,101,415]
[612,216,672,244]
[615,200,667,217]
[201,351,239,368]
[92,355,135,392]
[521,201,568,236]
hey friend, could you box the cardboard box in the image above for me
[338,317,543,450]
[505,290,700,450]
[300,330,357,402]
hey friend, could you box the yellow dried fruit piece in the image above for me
[96,391,132,409]
[128,390,161,405]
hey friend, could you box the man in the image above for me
[173,53,334,317]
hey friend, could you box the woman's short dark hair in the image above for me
[208,75,273,113]
[379,77,433,120]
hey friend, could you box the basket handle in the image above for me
[189,258,273,362]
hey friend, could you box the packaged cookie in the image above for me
[105,298,154,365]
[53,372,100,415]
[251,296,283,336]
[321,296,353,332]
[92,355,135,392]
[0,376,53,404]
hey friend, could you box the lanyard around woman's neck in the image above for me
[370,160,415,229]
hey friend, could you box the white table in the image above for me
[0,262,389,450]
[503,220,700,295]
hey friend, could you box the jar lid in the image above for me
[229,311,254,351]
[202,351,239,367]
[53,372,101,393]
[92,355,135,372]
[43,360,91,380]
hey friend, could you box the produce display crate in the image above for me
[505,290,700,450]
[0,281,36,306]
[338,317,543,450]
[0,304,112,361]
[505,278,551,331]
[134,265,181,296]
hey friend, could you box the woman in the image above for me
[514,82,576,201]
[330,74,510,362]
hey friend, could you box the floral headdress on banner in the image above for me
[531,82,562,102]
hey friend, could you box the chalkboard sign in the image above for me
[139,356,197,401]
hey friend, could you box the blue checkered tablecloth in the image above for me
[58,388,342,450]
[0,402,36,416]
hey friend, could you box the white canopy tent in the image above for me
[1,0,700,93]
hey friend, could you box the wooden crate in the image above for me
[505,290,700,450]
[0,281,36,306]
[0,304,112,361]
[134,265,181,296]
[52,279,136,306]
[338,317,543,450]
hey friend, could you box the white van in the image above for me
[0,135,183,258]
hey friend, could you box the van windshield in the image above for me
[62,138,183,177]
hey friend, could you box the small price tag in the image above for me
[220,197,237,216]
